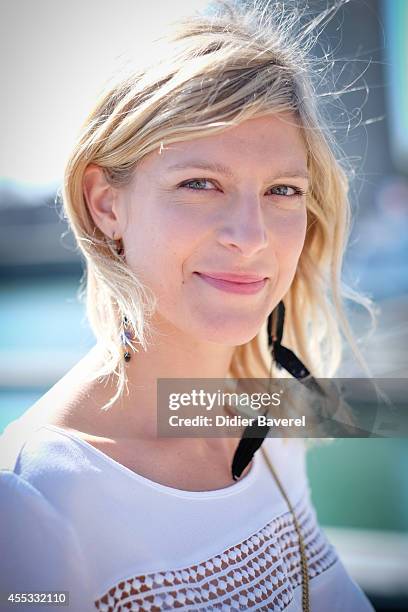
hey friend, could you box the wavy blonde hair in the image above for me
[61,0,378,415]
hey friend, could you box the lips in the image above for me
[196,272,267,283]
[194,272,268,295]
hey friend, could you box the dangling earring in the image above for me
[231,300,326,481]
[110,233,131,361]
[121,315,133,363]
[112,231,125,258]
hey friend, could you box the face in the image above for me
[119,113,308,345]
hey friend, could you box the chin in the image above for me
[194,318,263,346]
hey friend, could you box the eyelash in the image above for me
[178,178,307,198]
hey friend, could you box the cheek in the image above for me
[271,210,307,271]
[124,203,201,293]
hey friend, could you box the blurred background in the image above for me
[0,0,407,609]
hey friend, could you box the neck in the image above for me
[83,315,236,443]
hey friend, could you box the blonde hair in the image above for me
[61,0,378,416]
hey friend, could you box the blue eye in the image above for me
[179,179,216,191]
[269,185,306,197]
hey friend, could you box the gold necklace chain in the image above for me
[263,335,310,611]
[260,444,310,612]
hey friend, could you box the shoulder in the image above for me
[0,418,89,473]
[0,420,97,516]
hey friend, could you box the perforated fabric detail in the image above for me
[94,494,338,611]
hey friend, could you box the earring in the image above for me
[112,232,125,258]
[121,315,133,362]
[231,300,326,481]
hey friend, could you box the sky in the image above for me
[0,0,211,186]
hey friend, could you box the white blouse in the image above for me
[0,422,375,611]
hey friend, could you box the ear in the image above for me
[83,164,121,238]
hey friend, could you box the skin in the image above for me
[20,112,309,491]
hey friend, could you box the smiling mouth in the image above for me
[194,272,268,295]
[195,270,268,282]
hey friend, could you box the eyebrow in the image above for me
[166,160,309,181]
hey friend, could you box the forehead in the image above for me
[139,113,308,177]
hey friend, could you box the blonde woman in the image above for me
[0,1,376,611]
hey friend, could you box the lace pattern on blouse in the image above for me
[94,494,338,611]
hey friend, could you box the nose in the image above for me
[217,195,268,258]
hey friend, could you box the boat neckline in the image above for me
[39,423,263,499]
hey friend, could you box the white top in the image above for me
[0,421,375,612]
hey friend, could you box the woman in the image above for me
[0,1,376,610]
